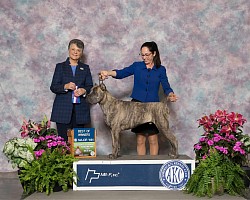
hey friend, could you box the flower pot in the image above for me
[17,169,24,189]
[53,184,63,192]
[211,177,224,196]
[18,169,36,198]
[242,166,250,188]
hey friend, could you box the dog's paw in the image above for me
[108,154,118,159]
[168,153,178,159]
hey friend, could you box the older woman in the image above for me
[50,39,93,141]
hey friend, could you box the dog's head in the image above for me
[86,83,107,104]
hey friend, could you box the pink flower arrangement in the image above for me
[194,110,250,165]
[20,116,70,159]
[20,116,57,138]
[33,135,70,159]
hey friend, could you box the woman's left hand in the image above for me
[74,88,86,97]
[167,92,178,102]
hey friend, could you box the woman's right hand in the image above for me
[167,92,178,102]
[99,71,109,80]
[64,82,76,90]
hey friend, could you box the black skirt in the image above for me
[131,99,159,135]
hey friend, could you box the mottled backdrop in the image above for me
[0,0,249,172]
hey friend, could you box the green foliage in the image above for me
[241,134,250,166]
[18,147,78,195]
[184,149,246,198]
[2,137,37,168]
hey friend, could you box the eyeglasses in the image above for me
[139,53,152,57]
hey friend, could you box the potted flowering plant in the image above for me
[194,110,250,165]
[185,148,245,197]
[185,110,249,197]
[18,146,77,195]
[19,115,70,158]
[2,115,78,195]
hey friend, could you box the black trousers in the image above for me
[56,105,85,141]
[131,99,159,134]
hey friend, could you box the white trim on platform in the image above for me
[73,186,170,191]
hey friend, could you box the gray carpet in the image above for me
[0,171,248,200]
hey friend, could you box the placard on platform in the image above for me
[68,128,96,158]
[73,155,195,190]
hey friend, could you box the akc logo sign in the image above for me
[159,160,190,190]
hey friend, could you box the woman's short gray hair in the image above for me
[68,39,84,50]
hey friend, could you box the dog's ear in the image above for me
[100,83,106,91]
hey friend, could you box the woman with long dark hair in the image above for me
[100,41,178,155]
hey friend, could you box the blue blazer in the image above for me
[50,58,93,124]
[115,61,174,102]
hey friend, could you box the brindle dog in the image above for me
[86,83,178,159]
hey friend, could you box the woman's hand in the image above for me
[74,88,86,97]
[64,82,76,90]
[99,70,117,80]
[99,71,109,80]
[167,92,178,102]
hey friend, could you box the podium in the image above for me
[73,155,195,191]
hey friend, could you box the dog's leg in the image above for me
[166,132,178,158]
[156,123,178,158]
[108,128,121,159]
[118,136,121,157]
[164,134,178,158]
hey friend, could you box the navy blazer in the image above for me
[50,58,93,124]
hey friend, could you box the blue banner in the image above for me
[77,163,192,187]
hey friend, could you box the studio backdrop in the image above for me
[0,0,249,172]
